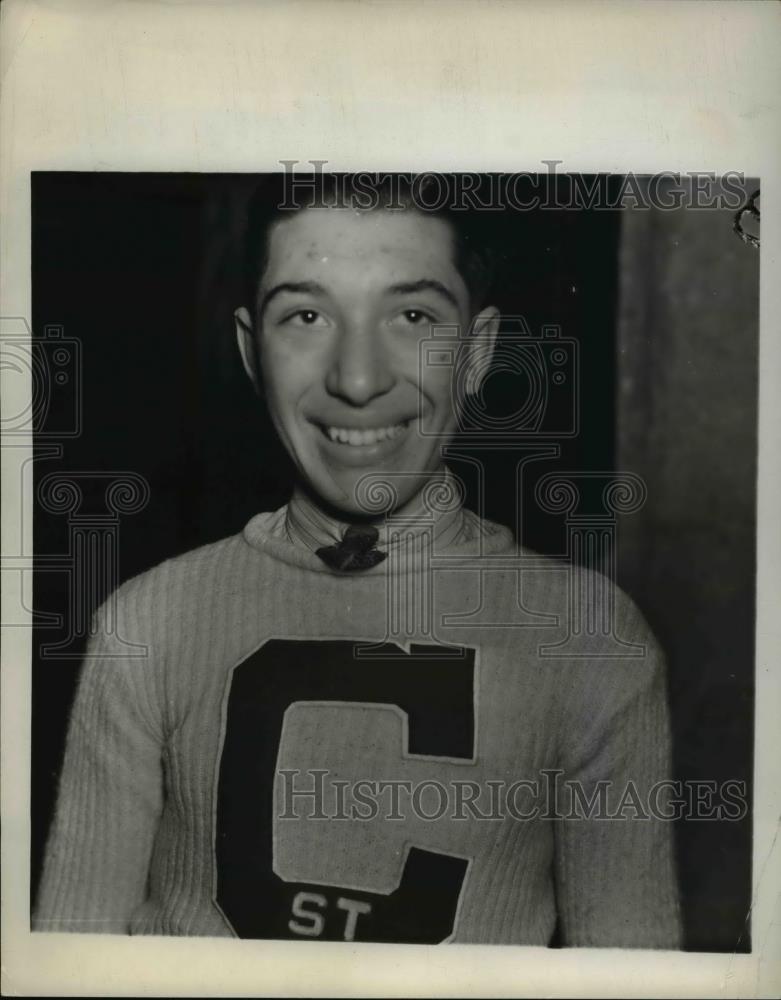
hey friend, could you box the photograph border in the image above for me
[2,1,779,996]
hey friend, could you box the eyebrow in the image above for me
[387,280,459,308]
[258,277,460,319]
[258,281,327,318]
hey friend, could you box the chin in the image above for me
[305,470,419,522]
[331,480,399,521]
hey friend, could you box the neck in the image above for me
[285,468,464,553]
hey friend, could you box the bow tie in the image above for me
[316,523,387,572]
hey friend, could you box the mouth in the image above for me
[311,418,414,466]
[320,421,409,447]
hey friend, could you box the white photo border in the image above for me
[1,0,779,996]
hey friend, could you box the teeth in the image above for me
[325,423,406,446]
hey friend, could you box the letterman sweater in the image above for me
[34,505,681,947]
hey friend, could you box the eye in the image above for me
[396,308,436,327]
[283,309,329,328]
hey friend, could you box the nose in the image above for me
[325,320,395,406]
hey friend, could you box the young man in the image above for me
[34,175,681,947]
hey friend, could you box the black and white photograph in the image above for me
[27,168,755,952]
[1,2,779,997]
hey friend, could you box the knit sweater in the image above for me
[34,505,681,947]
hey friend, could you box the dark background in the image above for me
[31,172,756,951]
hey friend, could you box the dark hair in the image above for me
[242,173,499,324]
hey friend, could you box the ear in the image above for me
[234,306,261,392]
[462,306,500,396]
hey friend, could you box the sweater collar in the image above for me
[284,468,467,555]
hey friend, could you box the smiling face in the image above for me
[236,207,498,518]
